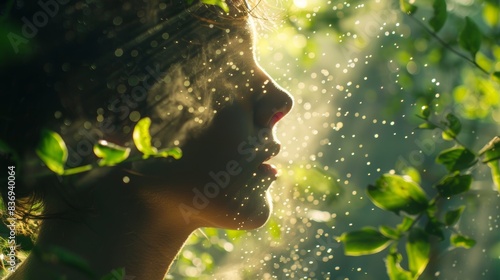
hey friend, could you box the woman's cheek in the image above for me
[237,141,256,161]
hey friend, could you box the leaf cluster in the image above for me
[339,102,500,279]
[36,117,182,176]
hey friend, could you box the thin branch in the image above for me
[407,14,489,75]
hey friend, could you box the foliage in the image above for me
[0,117,182,278]
[35,117,182,176]
[338,104,499,279]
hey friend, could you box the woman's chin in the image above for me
[236,191,273,230]
[208,190,273,230]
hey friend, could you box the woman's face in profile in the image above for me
[132,15,293,230]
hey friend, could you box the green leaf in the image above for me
[156,147,183,159]
[443,113,461,138]
[441,131,454,141]
[397,216,415,232]
[132,117,158,158]
[402,167,421,184]
[339,227,392,256]
[406,228,430,278]
[493,72,500,80]
[450,234,476,249]
[201,0,229,13]
[379,225,400,240]
[36,129,68,175]
[385,252,413,280]
[459,17,482,59]
[400,0,418,15]
[367,174,428,215]
[266,217,282,240]
[429,0,447,32]
[479,136,500,163]
[418,122,437,130]
[435,173,472,197]
[100,268,126,280]
[436,147,477,172]
[225,229,246,241]
[420,105,431,119]
[486,161,500,192]
[93,140,131,166]
[445,206,465,226]
[424,218,445,240]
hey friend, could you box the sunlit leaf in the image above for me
[200,252,214,271]
[483,3,500,28]
[201,0,229,13]
[36,129,68,175]
[397,216,414,232]
[459,17,482,59]
[367,174,428,215]
[486,161,500,192]
[156,147,183,159]
[429,0,447,32]
[435,173,472,197]
[266,217,282,240]
[132,117,158,158]
[402,167,421,184]
[445,206,465,226]
[339,227,392,256]
[379,225,400,240]
[418,122,436,130]
[450,234,476,249]
[479,136,500,163]
[441,130,454,141]
[406,228,430,278]
[436,147,477,172]
[385,252,413,280]
[225,229,246,241]
[93,140,131,166]
[399,0,418,15]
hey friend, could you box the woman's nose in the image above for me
[254,75,294,128]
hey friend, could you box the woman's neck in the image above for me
[7,181,196,280]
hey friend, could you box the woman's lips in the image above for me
[258,163,278,177]
[270,112,285,127]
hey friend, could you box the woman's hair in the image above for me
[0,0,252,231]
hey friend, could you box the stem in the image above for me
[62,164,93,176]
[407,15,489,76]
[425,119,474,154]
[487,161,500,192]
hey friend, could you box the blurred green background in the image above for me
[167,0,500,279]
